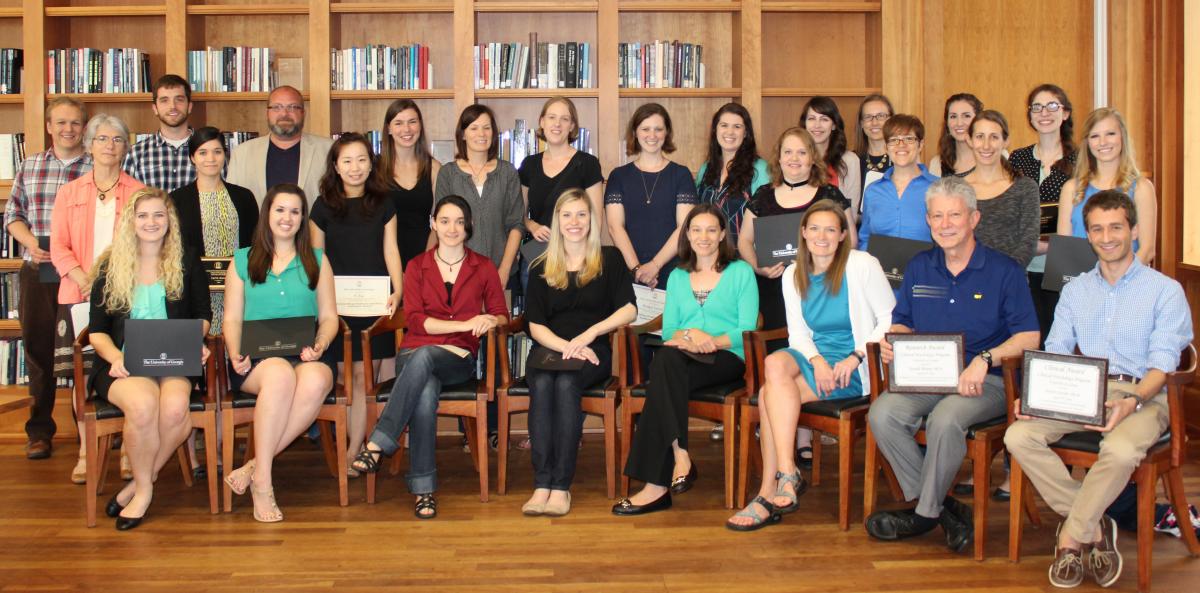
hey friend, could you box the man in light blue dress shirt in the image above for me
[1005,190,1193,588]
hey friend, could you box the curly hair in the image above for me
[700,103,759,198]
[94,187,185,313]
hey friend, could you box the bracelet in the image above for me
[631,264,641,273]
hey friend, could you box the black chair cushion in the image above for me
[232,389,337,408]
[1051,430,1171,454]
[503,377,610,398]
[374,378,481,403]
[965,415,1006,439]
[630,380,745,404]
[747,393,869,419]
[95,392,209,419]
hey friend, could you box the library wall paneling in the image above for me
[759,95,864,167]
[618,95,734,173]
[333,96,458,146]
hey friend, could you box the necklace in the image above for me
[94,171,119,201]
[781,177,809,189]
[463,159,488,186]
[638,163,664,205]
[435,249,466,272]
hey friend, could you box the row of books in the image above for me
[0,338,27,386]
[497,119,592,171]
[474,39,593,90]
[187,47,276,93]
[618,41,705,89]
[0,133,26,180]
[0,272,18,320]
[506,334,535,380]
[330,45,433,91]
[0,224,18,259]
[46,48,152,94]
[0,49,22,94]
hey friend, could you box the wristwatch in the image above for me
[1123,392,1146,413]
[979,350,993,368]
[850,350,865,363]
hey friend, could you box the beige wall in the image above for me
[1185,1,1200,266]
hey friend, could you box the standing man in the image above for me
[1005,190,1192,588]
[123,74,196,192]
[226,85,332,205]
[5,97,92,460]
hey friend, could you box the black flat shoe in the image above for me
[105,492,126,518]
[612,491,672,516]
[669,465,698,495]
[115,514,145,531]
[952,483,974,496]
[796,446,813,470]
[864,508,938,541]
[991,487,1011,502]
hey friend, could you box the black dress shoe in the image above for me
[612,492,672,516]
[669,465,698,495]
[864,508,938,541]
[940,497,974,553]
[115,514,145,531]
[105,493,126,518]
[991,487,1010,502]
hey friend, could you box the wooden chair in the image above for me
[74,328,221,527]
[861,342,1036,560]
[495,316,628,499]
[618,316,755,509]
[735,327,870,530]
[360,310,497,503]
[218,320,353,512]
[1007,345,1200,593]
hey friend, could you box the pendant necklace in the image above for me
[94,171,119,201]
[435,249,466,273]
[638,160,663,205]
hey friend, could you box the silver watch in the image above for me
[1122,392,1146,413]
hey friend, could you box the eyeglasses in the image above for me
[862,113,890,123]
[268,104,305,113]
[885,136,919,147]
[92,135,127,146]
[1029,102,1063,114]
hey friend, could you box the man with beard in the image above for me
[226,85,332,206]
[123,74,196,192]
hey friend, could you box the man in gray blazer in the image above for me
[226,85,333,206]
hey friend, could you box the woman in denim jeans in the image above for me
[350,195,508,518]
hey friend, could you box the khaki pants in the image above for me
[1004,380,1169,544]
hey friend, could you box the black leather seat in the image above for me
[1051,430,1171,454]
[373,378,481,402]
[629,379,745,404]
[503,376,610,398]
[747,393,870,418]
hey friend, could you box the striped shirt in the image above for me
[123,131,195,192]
[3,149,93,260]
[1046,258,1193,378]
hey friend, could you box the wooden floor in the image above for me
[1,433,1199,593]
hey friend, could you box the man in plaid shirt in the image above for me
[122,74,195,192]
[4,97,92,460]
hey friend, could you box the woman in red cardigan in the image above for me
[349,195,508,519]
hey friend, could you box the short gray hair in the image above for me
[925,175,977,212]
[83,113,131,153]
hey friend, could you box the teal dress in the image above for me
[789,272,862,400]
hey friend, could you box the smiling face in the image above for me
[715,112,746,153]
[46,104,85,153]
[268,192,304,241]
[801,210,846,259]
[686,212,725,259]
[860,100,891,142]
[90,123,129,168]
[1029,90,1068,136]
[636,114,667,155]
[464,113,494,157]
[926,193,979,251]
[1085,206,1137,265]
[778,133,814,182]
[152,85,192,128]
[968,119,1007,167]
[388,108,422,149]
[335,141,372,192]
[556,197,591,245]
[946,100,977,142]
[134,197,169,244]
[1086,116,1123,164]
[804,108,835,146]
[190,139,226,179]
[266,87,305,138]
[433,203,467,248]
[539,100,575,147]
[885,128,922,168]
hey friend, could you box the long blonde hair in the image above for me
[532,188,603,290]
[792,200,852,300]
[1072,107,1140,205]
[95,187,185,313]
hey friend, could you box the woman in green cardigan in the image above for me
[613,203,759,515]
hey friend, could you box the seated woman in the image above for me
[726,200,894,530]
[350,195,508,519]
[221,184,339,523]
[90,188,212,531]
[613,204,758,515]
[522,189,637,517]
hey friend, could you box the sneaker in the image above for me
[1089,516,1123,588]
[1048,522,1085,589]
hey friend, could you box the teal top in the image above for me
[695,158,771,244]
[130,281,168,320]
[694,158,771,194]
[233,246,323,321]
[662,259,758,360]
[794,272,861,399]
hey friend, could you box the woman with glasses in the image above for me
[800,97,861,215]
[928,93,983,177]
[854,94,895,202]
[858,115,938,250]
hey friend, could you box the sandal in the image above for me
[350,447,386,475]
[250,484,283,523]
[414,493,437,519]
[224,459,255,496]
[773,470,808,515]
[726,496,782,532]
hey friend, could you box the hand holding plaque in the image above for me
[885,333,965,394]
[1019,350,1108,426]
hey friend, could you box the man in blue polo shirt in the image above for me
[865,176,1040,552]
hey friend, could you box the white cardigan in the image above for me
[782,249,895,395]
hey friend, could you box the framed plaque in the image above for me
[886,332,965,394]
[1020,350,1108,426]
[201,257,232,291]
[1039,202,1059,236]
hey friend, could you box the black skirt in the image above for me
[330,315,397,363]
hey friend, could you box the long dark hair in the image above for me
[854,93,894,156]
[377,99,434,184]
[968,110,1020,180]
[1025,83,1076,175]
[937,93,983,174]
[700,102,758,197]
[799,96,849,178]
[676,204,736,273]
[248,184,320,289]
[317,132,389,219]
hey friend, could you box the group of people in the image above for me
[7,75,1191,589]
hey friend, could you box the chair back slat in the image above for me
[866,342,887,400]
[1168,343,1196,467]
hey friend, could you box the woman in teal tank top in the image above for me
[222,184,340,524]
[87,188,213,530]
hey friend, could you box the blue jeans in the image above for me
[368,345,476,495]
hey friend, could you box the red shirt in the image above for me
[401,248,508,353]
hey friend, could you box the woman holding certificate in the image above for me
[350,195,508,519]
[222,184,340,523]
[613,204,758,516]
[726,200,894,530]
[89,187,212,530]
[521,189,637,517]
[310,133,403,477]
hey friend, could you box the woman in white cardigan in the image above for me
[726,199,894,531]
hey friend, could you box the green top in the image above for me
[662,259,759,360]
[130,281,168,320]
[233,246,323,321]
[694,158,771,194]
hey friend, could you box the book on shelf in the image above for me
[46,48,152,94]
[0,133,26,181]
[187,47,276,93]
[223,131,260,153]
[497,119,592,171]
[618,41,705,89]
[330,45,432,91]
[475,40,591,90]
[0,272,18,320]
[0,49,23,94]
[331,130,385,157]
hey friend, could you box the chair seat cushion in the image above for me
[630,380,745,404]
[1051,430,1171,454]
[232,389,338,408]
[95,392,209,419]
[374,378,481,402]
[503,377,611,398]
[965,415,1006,439]
[747,393,869,418]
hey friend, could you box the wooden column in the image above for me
[307,0,331,135]
[738,0,762,125]
[164,0,187,78]
[453,0,475,117]
[22,0,44,153]
[597,0,619,173]
[880,0,922,117]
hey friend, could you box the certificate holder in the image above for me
[241,316,315,359]
[37,236,59,283]
[885,332,965,394]
[201,256,232,291]
[1020,350,1108,426]
[124,319,204,377]
[334,275,391,317]
[752,212,805,267]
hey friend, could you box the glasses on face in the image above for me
[268,104,305,113]
[92,135,127,146]
[1029,102,1063,114]
[862,113,890,123]
[885,136,918,147]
